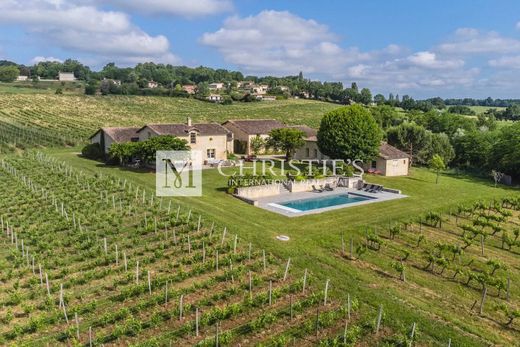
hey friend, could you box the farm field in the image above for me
[0,94,341,154]
[467,106,506,114]
[39,147,520,346]
[0,94,519,346]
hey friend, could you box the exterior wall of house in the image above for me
[247,134,270,155]
[90,131,113,154]
[293,141,328,161]
[222,122,250,154]
[138,127,157,142]
[59,73,75,81]
[185,134,228,161]
[364,157,409,176]
[384,158,409,176]
[138,127,228,161]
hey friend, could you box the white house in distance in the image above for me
[293,130,410,176]
[208,82,224,90]
[207,94,223,102]
[89,127,141,154]
[16,75,29,81]
[222,119,285,155]
[366,142,410,176]
[253,84,269,95]
[137,118,232,161]
[58,72,75,81]
[147,80,159,88]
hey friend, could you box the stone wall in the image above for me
[288,177,338,192]
[235,183,281,199]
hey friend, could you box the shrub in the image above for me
[81,143,104,160]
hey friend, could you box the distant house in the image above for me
[137,118,232,161]
[103,78,121,86]
[222,119,285,155]
[294,135,410,176]
[237,81,255,89]
[16,75,29,81]
[208,82,224,90]
[182,85,197,94]
[89,127,140,154]
[279,86,289,92]
[258,95,276,101]
[292,126,328,161]
[58,72,75,81]
[253,84,269,95]
[148,80,159,88]
[364,142,410,176]
[207,94,223,102]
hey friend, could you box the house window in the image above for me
[190,132,197,144]
[403,159,406,164]
[207,148,216,159]
[147,131,152,139]
[305,148,310,157]
[314,149,318,158]
[130,137,139,142]
[371,160,377,169]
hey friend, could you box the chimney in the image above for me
[186,117,192,126]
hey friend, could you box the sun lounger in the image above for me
[364,184,374,191]
[368,185,379,193]
[358,183,368,190]
[324,183,334,191]
[369,185,384,193]
[312,185,323,193]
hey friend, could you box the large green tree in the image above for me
[491,122,520,178]
[267,128,305,160]
[136,136,189,164]
[417,132,455,165]
[387,122,429,165]
[0,65,19,82]
[317,105,382,162]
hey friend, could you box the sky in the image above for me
[2,0,520,98]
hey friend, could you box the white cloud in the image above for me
[201,10,478,96]
[406,51,464,69]
[31,56,63,64]
[438,28,520,54]
[200,10,368,75]
[0,0,179,65]
[105,0,233,17]
[489,55,520,69]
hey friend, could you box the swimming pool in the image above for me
[277,193,373,212]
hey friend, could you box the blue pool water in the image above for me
[279,193,372,212]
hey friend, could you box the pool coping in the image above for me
[255,187,407,217]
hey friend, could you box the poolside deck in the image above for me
[255,187,407,217]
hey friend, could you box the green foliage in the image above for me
[317,105,382,162]
[267,128,306,160]
[108,135,188,164]
[0,65,20,82]
[81,142,104,160]
[387,122,430,166]
[448,105,476,115]
[429,154,446,184]
[249,135,265,155]
[490,122,520,177]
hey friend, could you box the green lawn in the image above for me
[47,147,520,346]
[467,106,506,114]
